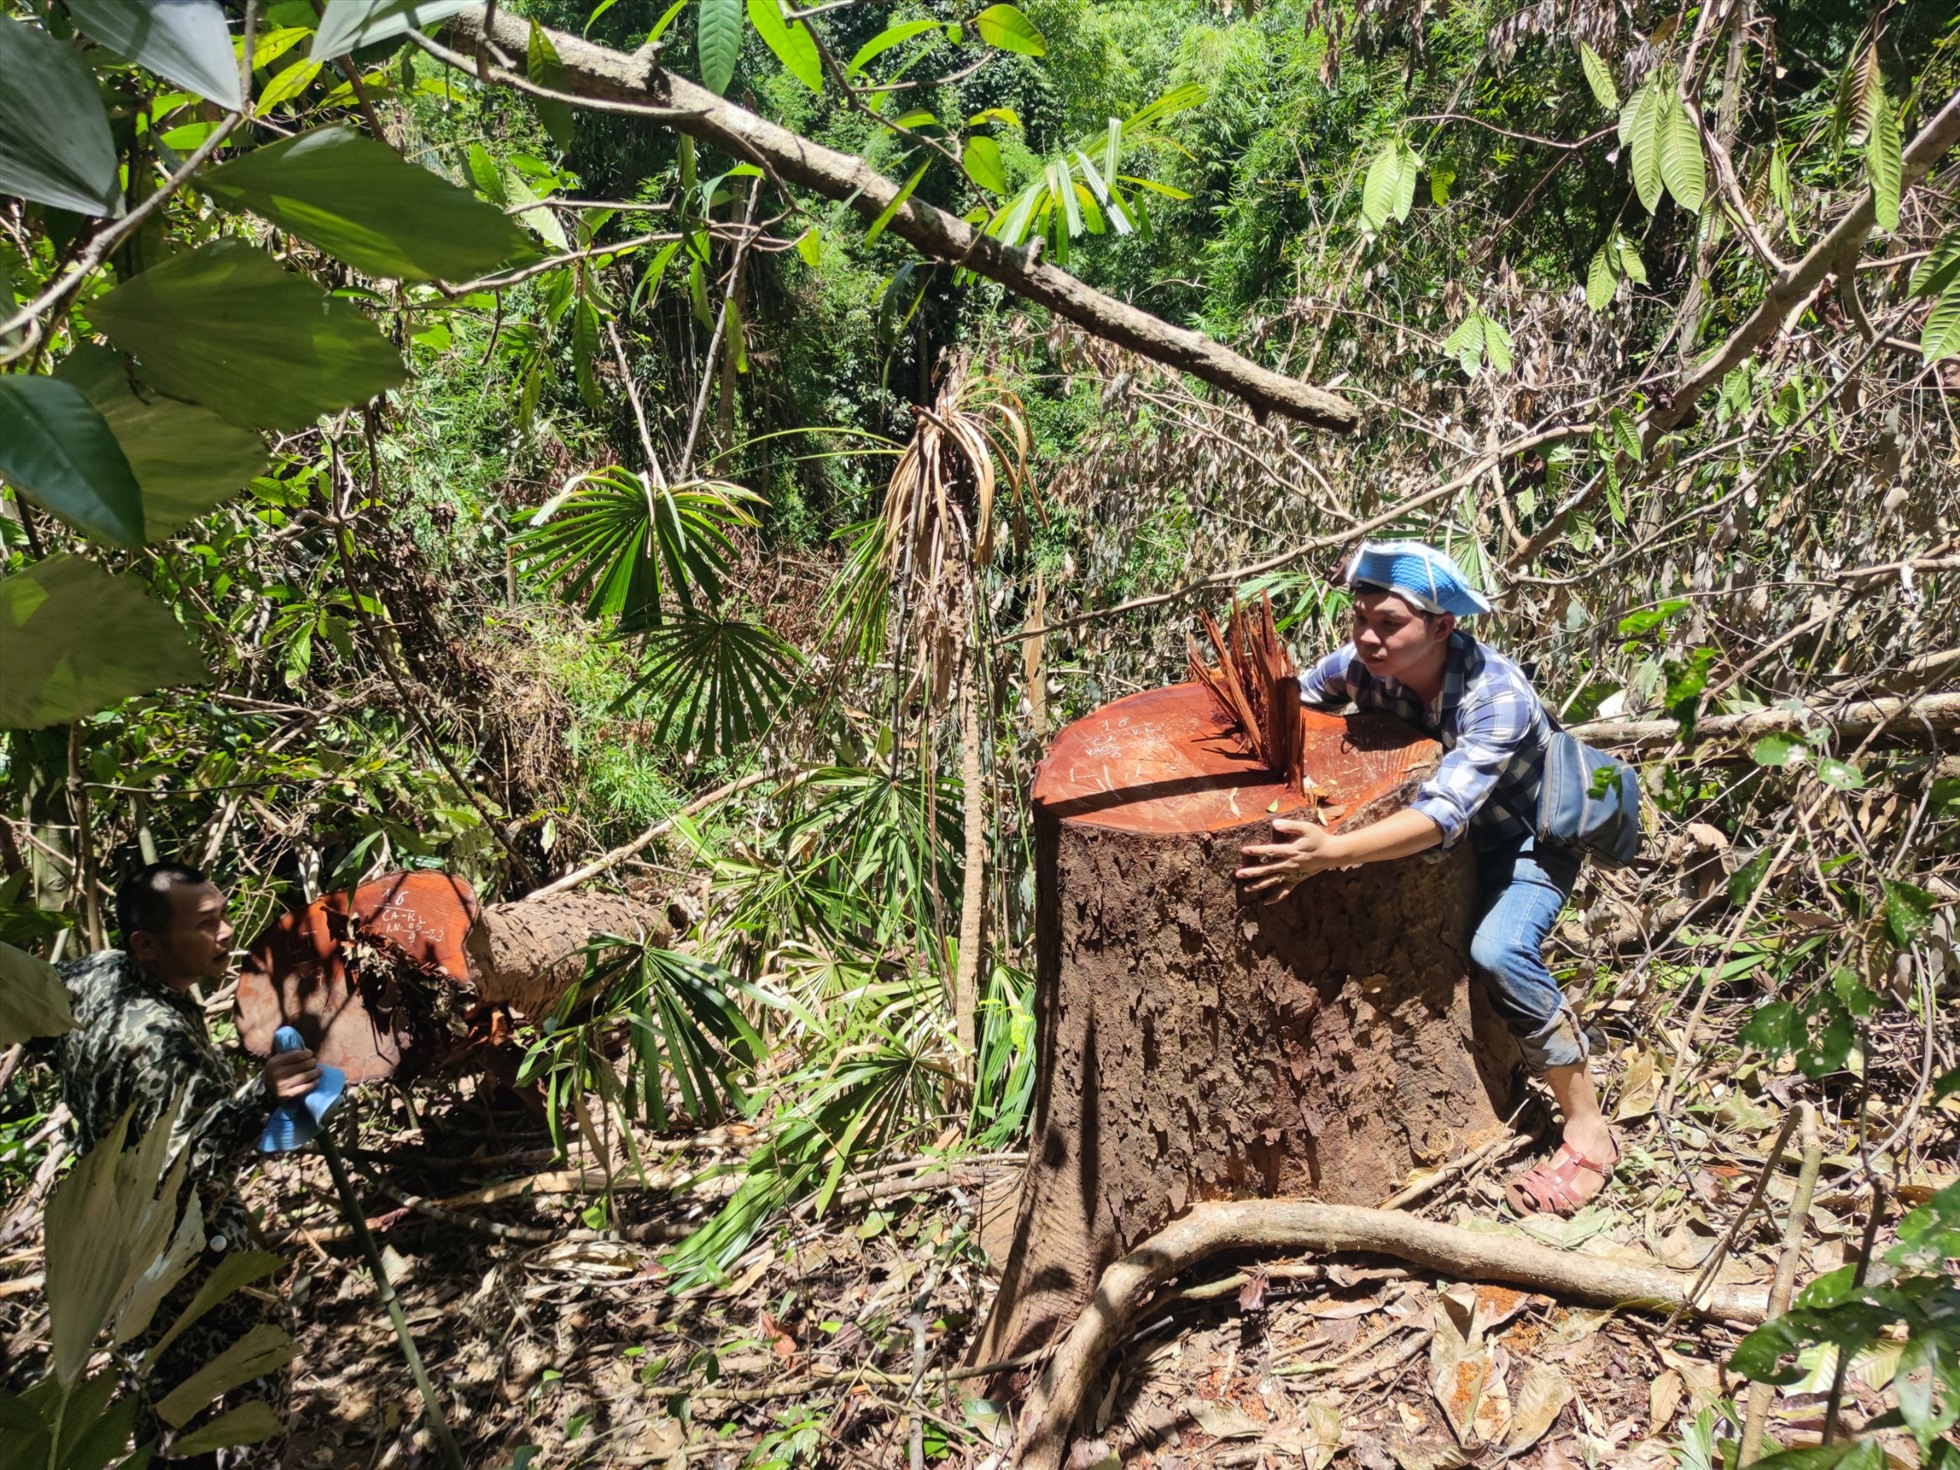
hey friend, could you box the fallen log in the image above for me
[1568,690,1960,754]
[1013,1199,1773,1470]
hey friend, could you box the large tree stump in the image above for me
[971,684,1521,1365]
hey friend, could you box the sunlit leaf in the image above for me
[1622,82,1663,213]
[1659,90,1706,212]
[1865,87,1902,231]
[67,0,243,110]
[0,17,121,216]
[170,1401,283,1457]
[310,0,475,62]
[963,134,1007,194]
[0,940,74,1046]
[625,610,802,756]
[972,4,1045,56]
[1360,141,1403,232]
[1585,243,1617,311]
[1576,41,1618,112]
[1814,757,1864,791]
[748,0,822,92]
[848,18,940,76]
[1749,733,1806,767]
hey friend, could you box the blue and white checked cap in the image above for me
[1342,540,1492,618]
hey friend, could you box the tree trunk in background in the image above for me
[970,686,1520,1366]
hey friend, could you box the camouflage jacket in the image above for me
[53,949,269,1241]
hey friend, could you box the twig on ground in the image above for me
[1665,1105,1803,1334]
[1379,1120,1530,1210]
[1740,1105,1823,1465]
[1822,1179,1887,1446]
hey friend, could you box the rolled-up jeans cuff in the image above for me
[1517,1003,1589,1071]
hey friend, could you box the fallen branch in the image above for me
[1740,1105,1823,1466]
[1568,691,1960,753]
[439,7,1356,432]
[530,772,780,898]
[1012,1200,1772,1470]
[1647,87,1960,435]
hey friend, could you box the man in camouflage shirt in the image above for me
[53,862,318,1461]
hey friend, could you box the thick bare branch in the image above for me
[440,6,1358,432]
[1570,691,1960,752]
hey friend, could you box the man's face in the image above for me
[130,882,235,991]
[1351,588,1454,684]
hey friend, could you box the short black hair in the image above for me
[116,862,208,949]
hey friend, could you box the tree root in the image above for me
[1011,1199,1774,1470]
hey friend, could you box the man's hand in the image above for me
[1236,818,1349,904]
[264,1046,321,1101]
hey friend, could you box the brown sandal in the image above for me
[1505,1136,1619,1217]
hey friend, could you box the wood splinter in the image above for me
[1186,593,1306,792]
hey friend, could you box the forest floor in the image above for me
[0,1050,1925,1469]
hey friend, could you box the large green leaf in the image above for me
[199,125,536,283]
[0,17,121,216]
[1360,142,1403,232]
[66,0,244,111]
[1576,41,1618,112]
[963,134,1007,194]
[625,610,801,756]
[1922,278,1960,363]
[310,0,475,62]
[55,345,268,538]
[697,0,743,95]
[1622,82,1663,214]
[1658,91,1706,212]
[170,1401,283,1457]
[1865,88,1902,232]
[0,939,74,1046]
[0,554,209,729]
[748,0,822,92]
[155,1324,300,1427]
[87,239,408,432]
[972,4,1045,56]
[0,376,145,546]
[847,18,940,76]
[1585,243,1617,311]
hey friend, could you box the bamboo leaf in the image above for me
[865,161,930,244]
[847,18,940,76]
[1577,41,1619,113]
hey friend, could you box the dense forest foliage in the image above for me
[2,0,1958,1465]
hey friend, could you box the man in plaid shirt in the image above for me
[1235,541,1616,1217]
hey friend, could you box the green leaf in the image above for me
[527,21,576,151]
[748,0,823,93]
[1814,757,1864,791]
[0,939,74,1046]
[697,0,743,95]
[963,134,1008,194]
[170,1401,283,1457]
[572,296,603,411]
[55,346,268,539]
[793,227,821,266]
[199,126,537,283]
[310,0,475,62]
[1442,313,1484,377]
[1577,41,1619,112]
[1749,733,1807,767]
[1924,279,1960,363]
[87,239,408,433]
[1623,82,1663,214]
[1360,141,1403,232]
[1728,847,1771,906]
[1881,878,1936,949]
[1586,243,1618,311]
[1908,231,1960,298]
[66,0,244,111]
[1482,314,1513,375]
[0,376,146,547]
[0,555,209,728]
[1614,233,1647,285]
[848,19,940,76]
[1608,407,1642,461]
[625,610,802,756]
[1659,91,1707,212]
[1865,87,1902,232]
[255,56,323,111]
[971,4,1046,56]
[1392,141,1422,222]
[156,1325,300,1427]
[0,17,121,216]
[865,161,930,244]
[1768,147,1794,225]
[1739,1000,1801,1055]
[142,1251,283,1367]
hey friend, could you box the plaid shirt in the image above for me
[1301,630,1553,848]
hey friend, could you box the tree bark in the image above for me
[466,888,673,1019]
[954,628,987,1069]
[970,686,1521,1367]
[1568,690,1960,752]
[436,8,1358,433]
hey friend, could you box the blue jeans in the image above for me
[1469,833,1585,1071]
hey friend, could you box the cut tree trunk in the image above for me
[235,872,672,1081]
[970,684,1521,1366]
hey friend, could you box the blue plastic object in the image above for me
[257,1025,346,1154]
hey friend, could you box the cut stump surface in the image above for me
[972,683,1522,1365]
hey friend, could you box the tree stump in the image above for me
[971,683,1521,1365]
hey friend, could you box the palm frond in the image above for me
[621,609,802,756]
